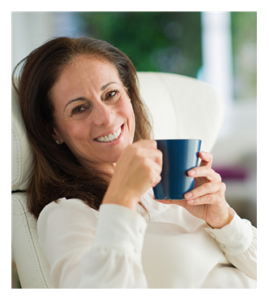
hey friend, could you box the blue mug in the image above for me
[153,139,202,200]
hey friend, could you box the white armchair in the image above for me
[12,72,224,288]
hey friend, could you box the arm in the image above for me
[156,151,257,280]
[37,198,148,288]
[204,207,257,280]
[37,140,162,288]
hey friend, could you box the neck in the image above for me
[83,161,116,182]
[97,163,116,182]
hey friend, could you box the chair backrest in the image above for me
[12,72,224,288]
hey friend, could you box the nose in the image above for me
[91,102,112,126]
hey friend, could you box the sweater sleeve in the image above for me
[204,206,257,280]
[37,198,148,288]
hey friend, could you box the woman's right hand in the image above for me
[102,140,163,211]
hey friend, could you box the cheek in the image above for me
[123,101,135,135]
[58,121,88,142]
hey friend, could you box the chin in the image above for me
[107,150,125,164]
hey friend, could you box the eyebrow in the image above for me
[101,82,117,91]
[64,82,117,111]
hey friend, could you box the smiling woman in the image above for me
[12,36,256,289]
[12,37,151,218]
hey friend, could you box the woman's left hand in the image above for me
[157,151,233,229]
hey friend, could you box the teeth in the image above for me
[97,127,121,142]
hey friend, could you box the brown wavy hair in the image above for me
[12,37,152,219]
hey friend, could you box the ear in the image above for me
[51,127,64,144]
[47,124,63,144]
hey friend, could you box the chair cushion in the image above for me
[12,86,33,191]
[12,192,52,288]
[137,72,224,152]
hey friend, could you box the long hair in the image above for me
[12,37,152,219]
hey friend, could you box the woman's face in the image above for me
[50,55,135,173]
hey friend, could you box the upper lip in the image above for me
[94,124,122,140]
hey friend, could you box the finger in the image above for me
[129,142,162,165]
[184,181,224,200]
[155,199,187,207]
[143,148,163,167]
[188,166,221,182]
[134,139,157,149]
[185,192,225,207]
[150,158,163,177]
[150,171,162,188]
[198,151,213,168]
[142,153,163,186]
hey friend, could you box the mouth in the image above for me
[94,124,123,143]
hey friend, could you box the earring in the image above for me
[55,139,60,145]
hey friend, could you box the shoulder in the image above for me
[39,197,98,218]
[37,198,99,270]
[37,198,99,232]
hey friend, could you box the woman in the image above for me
[13,37,256,288]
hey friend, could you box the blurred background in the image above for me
[11,11,257,288]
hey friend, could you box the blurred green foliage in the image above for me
[76,11,256,101]
[77,12,202,78]
[231,12,257,101]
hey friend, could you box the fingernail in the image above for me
[185,192,192,199]
[189,170,196,175]
[202,152,210,160]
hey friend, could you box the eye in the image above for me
[105,90,119,100]
[71,105,87,116]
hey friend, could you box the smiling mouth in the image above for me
[94,125,122,143]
